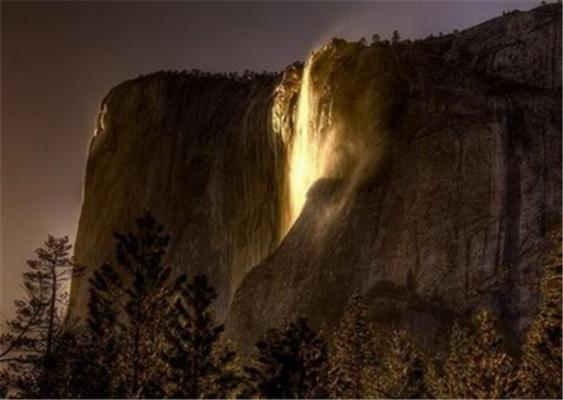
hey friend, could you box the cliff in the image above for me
[71,4,562,351]
[71,72,286,316]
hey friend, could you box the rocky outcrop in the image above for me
[71,4,561,352]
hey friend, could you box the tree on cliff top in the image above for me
[0,236,82,397]
[391,30,401,45]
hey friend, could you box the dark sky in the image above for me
[1,0,538,320]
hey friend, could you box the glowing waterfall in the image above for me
[274,41,386,241]
[289,60,315,227]
[285,56,334,232]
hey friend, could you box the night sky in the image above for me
[1,0,538,320]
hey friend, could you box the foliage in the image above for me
[162,274,244,398]
[243,318,329,399]
[428,310,517,398]
[83,212,172,398]
[373,330,429,398]
[327,291,377,398]
[1,214,561,399]
[0,236,81,398]
[76,261,125,397]
[516,232,562,398]
[391,30,401,45]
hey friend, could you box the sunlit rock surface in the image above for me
[71,72,286,317]
[71,4,561,351]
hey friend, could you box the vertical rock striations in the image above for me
[226,3,562,351]
[71,4,561,352]
[71,72,286,318]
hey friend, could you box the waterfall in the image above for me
[288,58,322,228]
[275,41,387,240]
[277,53,337,237]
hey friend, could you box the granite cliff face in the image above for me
[71,4,562,351]
[71,72,286,317]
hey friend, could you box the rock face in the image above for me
[227,4,562,351]
[71,72,287,317]
[71,4,561,351]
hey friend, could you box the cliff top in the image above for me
[101,2,560,108]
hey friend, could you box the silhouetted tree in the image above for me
[244,318,328,399]
[0,236,81,398]
[41,326,89,398]
[2,216,560,399]
[82,212,172,398]
[516,232,562,398]
[391,30,401,45]
[162,274,244,398]
[68,262,126,398]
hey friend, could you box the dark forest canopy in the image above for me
[0,213,561,399]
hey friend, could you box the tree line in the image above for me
[0,212,560,398]
[131,69,278,86]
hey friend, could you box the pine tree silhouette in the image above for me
[162,273,244,398]
[83,211,172,398]
[244,318,329,399]
[73,262,126,398]
[0,236,81,397]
